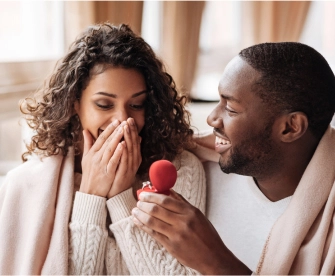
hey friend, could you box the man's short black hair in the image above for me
[239,42,335,139]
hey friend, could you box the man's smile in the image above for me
[213,129,231,154]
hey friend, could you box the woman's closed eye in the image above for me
[130,103,145,110]
[95,102,113,109]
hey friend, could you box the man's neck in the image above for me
[254,139,319,202]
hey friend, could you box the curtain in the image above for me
[242,1,311,47]
[64,1,143,49]
[161,1,205,96]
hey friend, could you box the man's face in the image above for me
[207,56,280,177]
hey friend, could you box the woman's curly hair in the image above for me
[21,23,194,176]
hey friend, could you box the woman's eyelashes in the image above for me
[130,104,145,110]
[95,102,113,109]
[94,101,146,111]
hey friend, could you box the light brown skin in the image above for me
[131,56,319,274]
[74,67,146,198]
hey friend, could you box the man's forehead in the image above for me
[219,56,260,90]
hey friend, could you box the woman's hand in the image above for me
[79,120,126,197]
[107,117,142,198]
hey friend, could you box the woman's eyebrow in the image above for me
[94,90,147,98]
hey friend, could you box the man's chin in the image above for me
[218,159,234,174]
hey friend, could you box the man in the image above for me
[131,42,335,274]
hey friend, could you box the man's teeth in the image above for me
[216,137,231,145]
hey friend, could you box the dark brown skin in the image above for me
[131,56,319,274]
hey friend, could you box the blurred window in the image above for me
[300,1,335,72]
[0,1,64,179]
[0,1,64,62]
[192,1,242,101]
[192,1,335,101]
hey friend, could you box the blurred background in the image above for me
[1,1,335,181]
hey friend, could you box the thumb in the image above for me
[82,129,94,156]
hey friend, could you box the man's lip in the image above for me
[213,129,229,141]
[213,129,231,154]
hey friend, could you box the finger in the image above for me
[123,123,134,168]
[132,216,170,247]
[138,192,187,214]
[128,118,140,166]
[82,129,94,156]
[136,200,181,225]
[101,123,125,164]
[132,207,173,237]
[91,119,120,151]
[106,142,123,174]
[115,141,128,176]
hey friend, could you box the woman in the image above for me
[0,23,206,274]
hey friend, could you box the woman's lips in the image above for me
[215,136,231,154]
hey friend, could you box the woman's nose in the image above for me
[113,108,129,123]
[207,104,223,128]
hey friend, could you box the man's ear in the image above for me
[277,112,309,143]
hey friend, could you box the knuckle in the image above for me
[149,204,159,215]
[99,134,106,141]
[184,218,196,231]
[145,216,155,226]
[109,159,118,167]
[160,196,172,206]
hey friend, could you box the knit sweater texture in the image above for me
[0,149,206,275]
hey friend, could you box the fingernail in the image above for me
[129,118,135,126]
[132,208,139,215]
[112,120,120,126]
[118,143,123,150]
[124,125,129,134]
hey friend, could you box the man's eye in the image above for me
[225,107,237,114]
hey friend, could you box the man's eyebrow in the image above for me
[220,93,241,103]
[94,90,147,98]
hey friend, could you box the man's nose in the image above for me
[207,104,223,128]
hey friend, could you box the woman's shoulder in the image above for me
[2,152,71,192]
[172,150,206,211]
[174,150,204,171]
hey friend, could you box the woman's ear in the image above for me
[277,112,309,143]
[73,100,79,116]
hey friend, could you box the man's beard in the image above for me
[219,123,278,176]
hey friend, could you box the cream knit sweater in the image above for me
[68,150,206,275]
[0,150,206,275]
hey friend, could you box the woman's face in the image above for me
[74,66,147,142]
